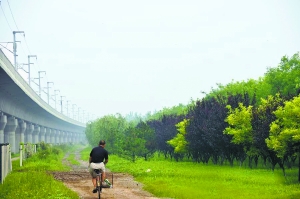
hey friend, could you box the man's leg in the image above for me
[92,177,97,193]
[92,177,96,187]
[89,168,97,187]
[100,163,106,182]
[102,172,106,182]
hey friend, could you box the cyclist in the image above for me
[89,140,109,193]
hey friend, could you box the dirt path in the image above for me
[51,149,170,199]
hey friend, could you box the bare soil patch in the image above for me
[51,150,168,199]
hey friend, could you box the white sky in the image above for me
[1,0,300,119]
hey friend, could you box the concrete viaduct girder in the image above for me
[0,49,86,153]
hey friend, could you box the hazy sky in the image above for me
[1,0,300,119]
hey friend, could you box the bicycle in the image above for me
[94,169,103,199]
[94,169,113,199]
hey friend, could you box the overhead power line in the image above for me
[7,0,20,30]
[6,0,30,55]
[0,1,13,31]
[24,37,31,55]
[0,43,13,53]
[6,0,32,55]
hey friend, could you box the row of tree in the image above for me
[85,52,300,181]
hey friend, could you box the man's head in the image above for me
[99,140,106,146]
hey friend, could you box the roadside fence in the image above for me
[19,143,36,167]
[0,143,12,184]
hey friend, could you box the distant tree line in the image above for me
[85,53,300,181]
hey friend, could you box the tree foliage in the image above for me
[264,53,300,97]
[206,79,270,106]
[122,126,147,162]
[224,103,253,145]
[147,114,185,159]
[266,95,300,158]
[85,114,128,154]
[251,94,285,169]
[84,52,300,177]
[167,119,189,154]
[186,96,235,164]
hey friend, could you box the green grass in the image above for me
[67,153,80,165]
[11,153,19,158]
[79,146,300,199]
[17,151,70,171]
[0,144,81,199]
[0,171,78,199]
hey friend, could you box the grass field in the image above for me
[3,145,299,199]
[0,144,79,199]
[81,147,300,199]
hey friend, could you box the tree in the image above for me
[206,79,270,106]
[136,121,157,160]
[252,94,285,170]
[147,114,185,160]
[87,114,128,154]
[266,95,300,181]
[186,96,233,165]
[224,102,258,167]
[122,126,147,162]
[167,119,189,154]
[264,53,300,98]
[267,96,300,156]
[85,120,100,146]
[145,104,188,121]
[224,103,253,146]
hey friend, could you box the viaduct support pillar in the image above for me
[71,132,75,143]
[46,128,51,143]
[0,114,7,143]
[25,123,34,143]
[15,120,26,152]
[66,132,70,143]
[64,132,68,143]
[39,127,46,143]
[33,125,40,144]
[60,131,64,144]
[4,117,18,153]
[55,131,60,144]
[51,129,56,144]
[77,133,81,143]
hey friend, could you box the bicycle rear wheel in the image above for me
[97,175,102,199]
[97,186,101,199]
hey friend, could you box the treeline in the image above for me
[85,53,300,180]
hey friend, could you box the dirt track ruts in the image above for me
[51,149,172,199]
